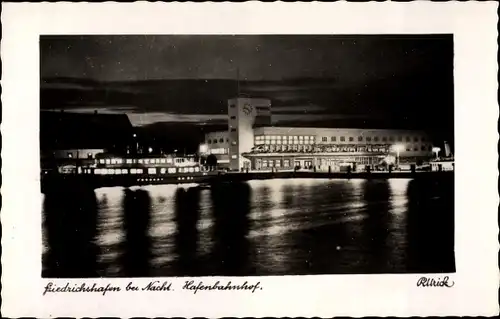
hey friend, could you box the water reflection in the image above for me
[209,182,252,276]
[42,177,455,277]
[121,189,152,277]
[43,183,100,278]
[406,178,455,273]
[173,187,200,276]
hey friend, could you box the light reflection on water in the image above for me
[42,177,455,277]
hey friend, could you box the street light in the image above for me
[391,144,405,167]
[432,147,441,159]
[199,143,208,154]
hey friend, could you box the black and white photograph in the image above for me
[40,34,455,278]
[2,2,498,318]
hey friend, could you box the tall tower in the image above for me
[228,97,271,171]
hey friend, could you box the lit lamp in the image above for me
[199,143,208,155]
[432,147,441,159]
[148,147,153,154]
[391,144,404,167]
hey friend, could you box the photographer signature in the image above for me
[417,276,454,288]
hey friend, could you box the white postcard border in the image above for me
[1,2,499,317]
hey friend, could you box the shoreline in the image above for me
[41,171,454,192]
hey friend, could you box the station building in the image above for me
[201,97,434,172]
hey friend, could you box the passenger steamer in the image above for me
[50,153,217,186]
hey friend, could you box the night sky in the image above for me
[40,35,454,150]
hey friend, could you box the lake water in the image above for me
[42,177,455,277]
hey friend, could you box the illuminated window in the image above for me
[168,167,176,174]
[105,159,111,164]
[100,159,105,164]
[160,168,166,174]
[160,159,166,164]
[299,140,303,144]
[122,169,128,174]
[262,160,268,168]
[271,140,276,144]
[148,168,156,174]
[137,169,143,174]
[126,159,132,164]
[194,167,200,172]
[269,160,274,167]
[331,136,336,142]
[231,155,237,159]
[275,160,281,167]
[188,167,194,173]
[298,136,303,140]
[115,169,122,175]
[284,159,290,167]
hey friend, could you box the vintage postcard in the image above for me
[1,2,498,317]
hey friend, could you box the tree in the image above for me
[206,154,218,171]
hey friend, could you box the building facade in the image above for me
[246,127,433,171]
[203,131,230,167]
[202,97,435,172]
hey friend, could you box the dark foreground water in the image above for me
[42,177,455,277]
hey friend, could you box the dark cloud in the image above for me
[40,35,454,145]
